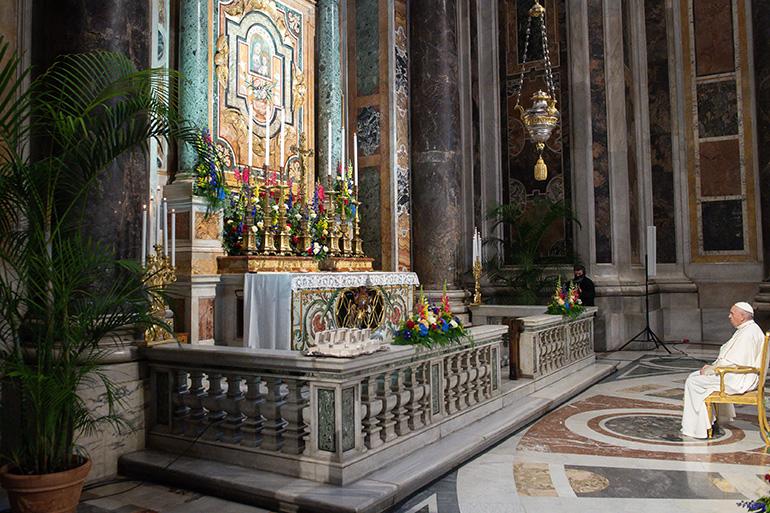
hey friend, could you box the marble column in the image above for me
[30,0,150,265]
[317,0,342,188]
[178,0,209,175]
[410,0,463,295]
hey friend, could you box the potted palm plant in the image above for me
[0,36,191,513]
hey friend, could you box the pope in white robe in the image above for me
[681,302,764,439]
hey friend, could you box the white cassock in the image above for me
[681,320,764,438]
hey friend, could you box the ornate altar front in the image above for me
[217,272,418,350]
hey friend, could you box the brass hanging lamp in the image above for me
[514,0,559,181]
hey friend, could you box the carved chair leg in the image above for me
[706,401,714,438]
[759,400,770,446]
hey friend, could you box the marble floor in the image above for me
[3,344,769,513]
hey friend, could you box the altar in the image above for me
[217,271,419,350]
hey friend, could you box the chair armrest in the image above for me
[714,366,760,393]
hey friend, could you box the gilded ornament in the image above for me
[214,34,229,86]
[292,64,306,111]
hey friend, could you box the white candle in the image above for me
[155,186,161,246]
[280,107,285,169]
[171,209,176,267]
[149,197,155,252]
[265,115,270,169]
[472,230,477,264]
[327,119,332,178]
[353,132,358,187]
[341,127,345,180]
[163,198,168,254]
[248,97,253,168]
[141,205,147,266]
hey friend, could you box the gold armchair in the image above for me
[705,332,770,444]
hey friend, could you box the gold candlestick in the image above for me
[299,204,312,254]
[326,189,340,256]
[471,257,483,306]
[261,181,275,255]
[276,178,292,255]
[143,244,177,344]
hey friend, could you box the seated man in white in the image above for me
[681,301,764,439]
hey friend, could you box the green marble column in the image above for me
[179,0,209,175]
[317,0,342,188]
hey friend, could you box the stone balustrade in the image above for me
[144,325,506,485]
[470,305,597,379]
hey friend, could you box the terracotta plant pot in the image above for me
[0,458,92,513]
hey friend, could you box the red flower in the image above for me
[292,237,298,243]
[406,320,415,329]
[430,324,437,330]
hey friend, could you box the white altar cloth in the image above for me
[243,271,419,350]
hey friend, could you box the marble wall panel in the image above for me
[697,80,739,137]
[358,105,381,156]
[701,199,744,252]
[359,166,382,270]
[699,139,742,197]
[395,0,410,272]
[588,0,611,263]
[198,297,215,340]
[195,211,220,240]
[693,0,735,76]
[356,0,379,96]
[645,0,676,263]
[752,1,770,270]
[0,1,17,54]
[625,80,640,264]
[175,211,191,239]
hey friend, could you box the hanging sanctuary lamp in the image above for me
[514,0,559,181]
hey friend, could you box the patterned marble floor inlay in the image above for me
[391,350,770,513]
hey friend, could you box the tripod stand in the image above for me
[618,255,670,353]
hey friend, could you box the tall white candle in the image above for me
[163,198,168,254]
[171,209,176,267]
[353,132,359,187]
[280,107,285,169]
[327,119,332,178]
[265,114,270,169]
[248,97,253,168]
[141,205,147,266]
[149,197,155,252]
[341,127,345,180]
[155,186,161,246]
[472,230,477,264]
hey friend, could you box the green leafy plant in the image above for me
[0,36,192,476]
[484,199,581,305]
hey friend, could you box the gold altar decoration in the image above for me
[140,244,177,346]
[471,257,483,306]
[514,0,559,181]
[335,286,385,329]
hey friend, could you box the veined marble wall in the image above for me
[348,0,409,272]
[753,2,770,276]
[621,0,640,265]
[499,0,572,256]
[680,0,759,263]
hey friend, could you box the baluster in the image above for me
[419,362,433,425]
[377,371,397,443]
[444,355,459,414]
[393,368,410,436]
[182,370,207,437]
[282,379,307,455]
[172,369,191,435]
[261,377,286,452]
[240,376,264,447]
[456,351,470,410]
[361,375,384,449]
[202,372,226,441]
[221,374,245,444]
[465,351,479,406]
[406,364,425,431]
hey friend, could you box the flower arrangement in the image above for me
[306,183,331,260]
[739,473,770,511]
[192,127,230,212]
[392,285,468,349]
[546,276,585,319]
[332,163,356,219]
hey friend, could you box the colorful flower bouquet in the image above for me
[546,277,585,320]
[192,127,230,213]
[392,286,468,349]
[739,473,770,511]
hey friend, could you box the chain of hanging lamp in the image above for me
[514,0,559,181]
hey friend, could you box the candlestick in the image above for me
[171,209,176,267]
[327,119,332,178]
[341,126,345,180]
[148,197,155,253]
[280,107,285,168]
[141,205,147,266]
[265,114,270,169]
[155,186,161,245]
[353,132,358,187]
[163,198,168,253]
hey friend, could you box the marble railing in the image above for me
[144,325,506,485]
[470,305,597,379]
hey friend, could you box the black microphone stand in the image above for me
[618,254,670,353]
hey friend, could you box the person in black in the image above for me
[570,264,595,307]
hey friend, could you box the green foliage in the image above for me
[0,37,193,475]
[484,199,581,305]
